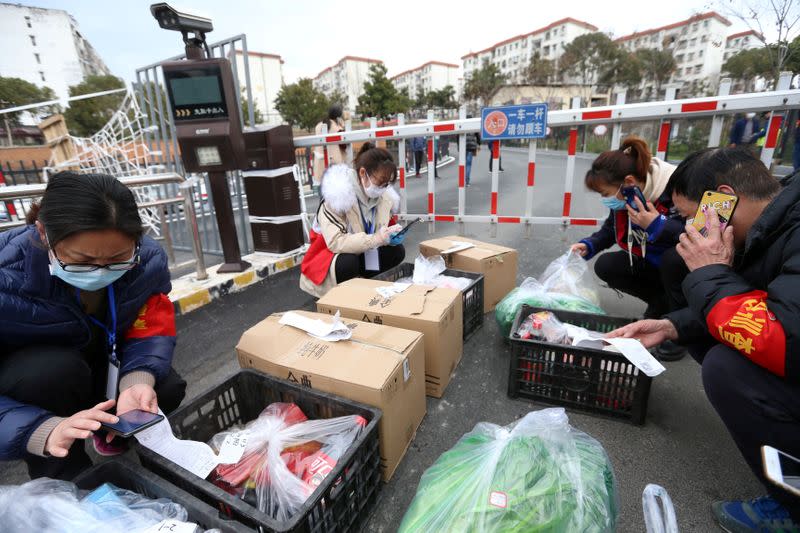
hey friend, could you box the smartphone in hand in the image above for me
[690,191,738,237]
[622,186,647,211]
[100,409,163,438]
[763,445,800,497]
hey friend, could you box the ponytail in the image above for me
[585,135,652,192]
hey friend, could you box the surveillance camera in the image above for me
[150,3,213,34]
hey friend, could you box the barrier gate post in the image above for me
[761,72,793,170]
[458,106,466,236]
[562,96,581,230]
[525,138,537,238]
[398,113,407,215]
[708,78,732,148]
[427,109,436,234]
[490,130,500,238]
[656,87,678,160]
[610,90,626,150]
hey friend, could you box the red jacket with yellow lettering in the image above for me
[667,172,800,380]
[0,226,175,459]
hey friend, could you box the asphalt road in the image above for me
[0,147,764,532]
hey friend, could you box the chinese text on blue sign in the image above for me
[481,104,548,140]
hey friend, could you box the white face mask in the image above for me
[362,172,388,199]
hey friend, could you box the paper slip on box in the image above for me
[316,278,463,398]
[236,310,426,481]
[419,236,518,313]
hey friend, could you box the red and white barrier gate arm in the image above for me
[293,80,800,232]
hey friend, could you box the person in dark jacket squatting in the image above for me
[608,148,800,532]
[0,172,186,480]
[571,135,687,360]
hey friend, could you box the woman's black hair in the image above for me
[27,172,143,246]
[666,147,779,202]
[328,104,343,122]
[354,142,397,185]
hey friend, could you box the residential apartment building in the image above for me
[313,56,384,113]
[0,3,110,104]
[233,50,284,126]
[461,18,598,85]
[391,61,460,99]
[616,12,732,96]
[724,30,763,61]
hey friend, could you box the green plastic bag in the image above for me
[398,408,617,533]
[495,251,605,338]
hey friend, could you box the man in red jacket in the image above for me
[609,148,800,533]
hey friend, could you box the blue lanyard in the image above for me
[77,285,118,365]
[358,202,376,235]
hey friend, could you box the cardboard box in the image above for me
[317,278,463,398]
[419,236,518,312]
[236,310,426,482]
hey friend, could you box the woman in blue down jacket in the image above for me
[0,172,186,480]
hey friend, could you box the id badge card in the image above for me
[364,247,379,271]
[106,359,120,400]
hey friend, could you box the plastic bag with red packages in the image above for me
[207,402,367,522]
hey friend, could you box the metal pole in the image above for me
[610,90,626,150]
[656,87,677,160]
[207,170,250,273]
[178,178,208,280]
[490,132,500,238]
[562,96,581,225]
[159,207,176,266]
[457,106,466,236]
[426,110,435,234]
[525,139,537,238]
[397,113,407,216]
[239,37,256,127]
[708,78,731,148]
[760,72,793,170]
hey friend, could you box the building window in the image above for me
[676,68,682,76]
[688,52,694,61]
[29,35,36,46]
[39,71,45,82]
[699,50,704,58]
[545,31,550,40]
[676,54,684,63]
[690,38,697,47]
[561,26,566,36]
[24,16,31,28]
[701,35,708,43]
[34,53,40,64]
[692,23,698,32]
[704,20,709,28]
[695,65,702,74]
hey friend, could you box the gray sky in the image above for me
[20,0,762,83]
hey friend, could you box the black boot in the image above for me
[655,340,686,361]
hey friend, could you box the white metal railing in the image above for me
[0,173,208,280]
[294,73,800,237]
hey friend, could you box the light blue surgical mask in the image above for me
[601,196,628,211]
[49,252,128,291]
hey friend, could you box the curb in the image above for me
[169,247,308,316]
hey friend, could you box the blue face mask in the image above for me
[601,196,628,211]
[49,252,128,291]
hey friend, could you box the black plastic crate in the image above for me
[136,370,382,533]
[507,305,652,425]
[73,460,253,532]
[373,262,484,340]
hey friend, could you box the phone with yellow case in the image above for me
[691,191,738,237]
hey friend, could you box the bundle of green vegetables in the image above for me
[398,408,617,533]
[495,251,605,337]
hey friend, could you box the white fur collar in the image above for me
[321,163,400,214]
[321,164,358,214]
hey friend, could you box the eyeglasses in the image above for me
[52,244,141,273]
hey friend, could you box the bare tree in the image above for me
[719,0,800,82]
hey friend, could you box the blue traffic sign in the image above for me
[481,103,548,140]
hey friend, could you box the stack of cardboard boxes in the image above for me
[236,237,518,481]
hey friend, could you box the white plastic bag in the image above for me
[399,408,618,532]
[412,254,446,283]
[0,478,205,533]
[540,249,601,305]
[209,402,366,522]
[643,484,679,533]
